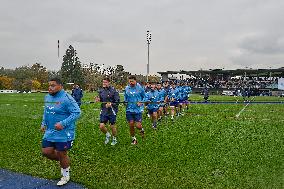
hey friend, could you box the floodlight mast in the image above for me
[146,30,151,82]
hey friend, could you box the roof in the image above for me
[158,68,284,77]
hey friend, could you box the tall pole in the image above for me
[57,40,60,65]
[269,66,272,80]
[146,30,151,82]
[147,42,149,82]
[72,45,76,84]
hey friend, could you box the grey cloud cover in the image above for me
[67,34,103,44]
[0,0,283,74]
[238,33,284,54]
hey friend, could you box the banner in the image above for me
[278,78,284,90]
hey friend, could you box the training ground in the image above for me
[0,93,283,189]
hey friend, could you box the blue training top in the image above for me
[157,88,167,102]
[41,89,81,142]
[145,89,160,110]
[168,87,181,101]
[124,83,146,113]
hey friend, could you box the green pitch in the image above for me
[0,93,283,188]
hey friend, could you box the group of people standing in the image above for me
[40,76,192,186]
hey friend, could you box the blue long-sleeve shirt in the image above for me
[157,89,167,102]
[185,86,192,98]
[41,90,81,142]
[180,86,191,100]
[168,87,181,101]
[124,83,146,113]
[145,90,160,110]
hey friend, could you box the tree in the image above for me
[30,63,48,84]
[0,76,14,89]
[32,80,41,90]
[22,79,32,91]
[9,66,33,91]
[48,70,61,80]
[0,64,48,90]
[61,45,84,87]
[111,65,130,86]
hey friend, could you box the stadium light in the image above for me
[146,30,152,82]
[72,46,76,83]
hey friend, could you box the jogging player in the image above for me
[183,83,192,110]
[124,75,146,144]
[41,78,81,186]
[163,81,171,116]
[168,82,181,120]
[95,77,120,146]
[145,82,160,129]
[156,82,167,120]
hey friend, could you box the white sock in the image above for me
[113,136,116,141]
[106,132,111,137]
[62,167,70,177]
[132,136,136,140]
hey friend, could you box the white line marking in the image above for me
[236,97,255,118]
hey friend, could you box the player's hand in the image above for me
[137,102,143,106]
[95,96,100,102]
[106,102,112,108]
[40,126,46,133]
[55,122,63,130]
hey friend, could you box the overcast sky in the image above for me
[1,0,284,75]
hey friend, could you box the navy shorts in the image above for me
[148,108,158,114]
[100,114,117,125]
[126,112,142,122]
[42,139,73,151]
[170,101,179,107]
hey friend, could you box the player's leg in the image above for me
[55,141,73,186]
[42,140,59,161]
[99,115,111,144]
[135,113,144,141]
[151,110,158,129]
[178,102,183,116]
[175,101,180,116]
[148,109,155,128]
[186,99,190,110]
[170,104,175,120]
[164,104,169,116]
[110,115,118,146]
[126,112,137,144]
[182,99,186,112]
[158,106,163,120]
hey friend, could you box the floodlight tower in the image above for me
[146,30,152,82]
[73,46,76,84]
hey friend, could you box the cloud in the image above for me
[1,0,284,73]
[238,33,284,54]
[67,33,104,44]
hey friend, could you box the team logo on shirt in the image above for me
[56,101,61,105]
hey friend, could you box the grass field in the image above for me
[0,93,283,188]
